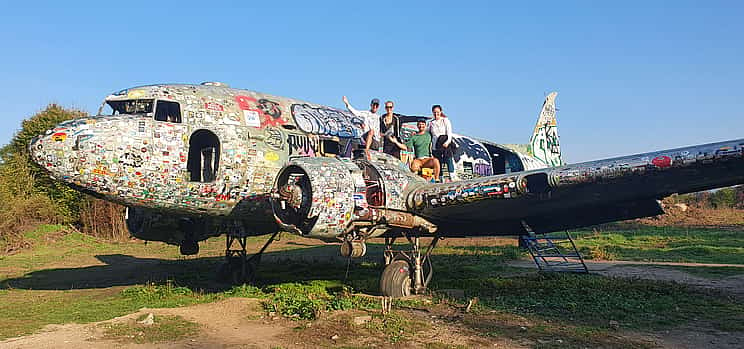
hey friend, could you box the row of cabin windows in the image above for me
[106,99,182,123]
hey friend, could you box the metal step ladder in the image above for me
[520,221,588,273]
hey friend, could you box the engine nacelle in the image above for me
[271,153,429,239]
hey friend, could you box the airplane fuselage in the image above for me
[29,84,547,230]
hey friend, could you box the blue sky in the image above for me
[0,0,741,163]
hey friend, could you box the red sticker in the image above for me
[235,95,257,110]
[204,102,224,111]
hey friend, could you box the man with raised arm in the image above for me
[342,96,381,154]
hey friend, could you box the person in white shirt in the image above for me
[342,96,381,154]
[429,104,458,181]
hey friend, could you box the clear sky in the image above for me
[1,0,742,163]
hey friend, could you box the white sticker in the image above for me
[243,110,261,127]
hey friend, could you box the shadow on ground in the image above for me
[0,243,522,294]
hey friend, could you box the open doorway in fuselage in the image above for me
[188,130,221,182]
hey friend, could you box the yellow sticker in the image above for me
[127,89,145,98]
[264,152,279,161]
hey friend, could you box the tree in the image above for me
[0,105,85,247]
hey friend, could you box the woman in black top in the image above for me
[380,100,406,159]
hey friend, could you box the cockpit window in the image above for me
[155,101,182,123]
[106,99,154,115]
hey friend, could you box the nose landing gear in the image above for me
[217,231,280,284]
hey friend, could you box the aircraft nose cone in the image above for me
[28,122,79,179]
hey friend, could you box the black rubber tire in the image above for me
[380,260,412,298]
[179,240,199,255]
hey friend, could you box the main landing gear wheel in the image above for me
[178,220,200,256]
[380,260,412,298]
[217,231,280,284]
[379,234,441,298]
[179,239,199,255]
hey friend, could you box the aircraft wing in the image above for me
[407,139,744,236]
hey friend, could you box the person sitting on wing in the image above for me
[406,118,440,181]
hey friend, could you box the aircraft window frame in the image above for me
[106,99,154,116]
[154,100,182,123]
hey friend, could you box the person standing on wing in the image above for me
[380,100,407,159]
[429,104,458,181]
[343,96,381,155]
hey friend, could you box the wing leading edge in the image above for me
[407,139,744,236]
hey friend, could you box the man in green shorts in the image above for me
[406,119,440,181]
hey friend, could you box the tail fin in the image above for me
[528,92,563,167]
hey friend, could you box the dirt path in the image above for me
[0,298,292,349]
[0,297,523,349]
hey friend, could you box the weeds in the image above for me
[262,281,378,320]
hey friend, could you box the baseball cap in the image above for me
[370,98,380,105]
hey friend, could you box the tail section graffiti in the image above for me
[528,92,562,167]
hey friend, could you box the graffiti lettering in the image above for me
[291,104,363,138]
[287,134,319,156]
[474,163,492,176]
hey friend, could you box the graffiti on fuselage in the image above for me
[291,104,364,138]
[264,127,285,150]
[453,136,493,179]
[235,95,287,127]
[287,134,319,157]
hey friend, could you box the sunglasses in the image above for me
[385,105,394,109]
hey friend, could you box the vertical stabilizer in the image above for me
[528,92,562,167]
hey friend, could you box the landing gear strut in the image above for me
[380,232,441,297]
[217,231,280,284]
[178,219,200,255]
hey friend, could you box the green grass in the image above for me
[449,273,744,330]
[565,226,744,264]
[2,224,744,346]
[100,315,199,344]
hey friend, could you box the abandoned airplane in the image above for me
[28,82,744,297]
